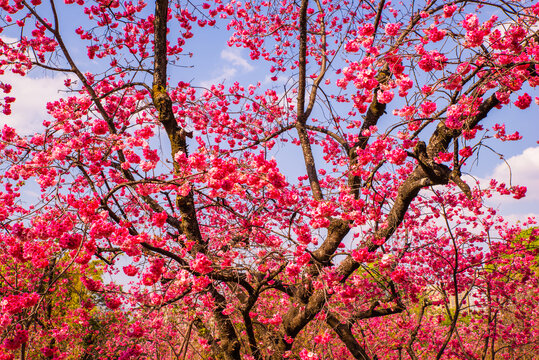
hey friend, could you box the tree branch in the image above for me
[326,311,372,360]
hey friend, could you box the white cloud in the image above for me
[0,71,68,134]
[501,212,539,227]
[263,74,290,85]
[468,146,539,222]
[200,66,237,89]
[0,35,18,44]
[487,147,539,200]
[199,48,254,88]
[220,48,254,72]
[0,35,71,134]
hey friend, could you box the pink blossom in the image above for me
[127,322,145,338]
[386,148,407,165]
[105,297,122,310]
[151,211,168,227]
[418,51,447,72]
[190,253,213,274]
[40,347,57,357]
[377,90,394,104]
[425,26,446,42]
[420,101,437,116]
[459,146,473,158]
[299,349,320,360]
[444,4,457,17]
[436,152,454,163]
[92,119,108,135]
[511,185,527,199]
[81,276,101,291]
[345,41,359,52]
[462,14,479,30]
[445,116,463,129]
[286,263,301,277]
[123,265,139,276]
[514,93,532,109]
[3,329,28,350]
[385,23,401,36]
[495,91,511,104]
[359,23,375,36]
[118,345,142,360]
[59,233,82,250]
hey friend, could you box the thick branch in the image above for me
[295,0,324,201]
[152,0,203,246]
[353,301,405,321]
[339,92,501,278]
[279,90,504,355]
[347,66,390,196]
[296,0,309,118]
[406,300,430,360]
[210,288,242,360]
[150,4,242,358]
[326,312,372,360]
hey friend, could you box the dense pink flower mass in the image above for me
[1,0,539,359]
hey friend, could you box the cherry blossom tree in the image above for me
[1,0,539,359]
